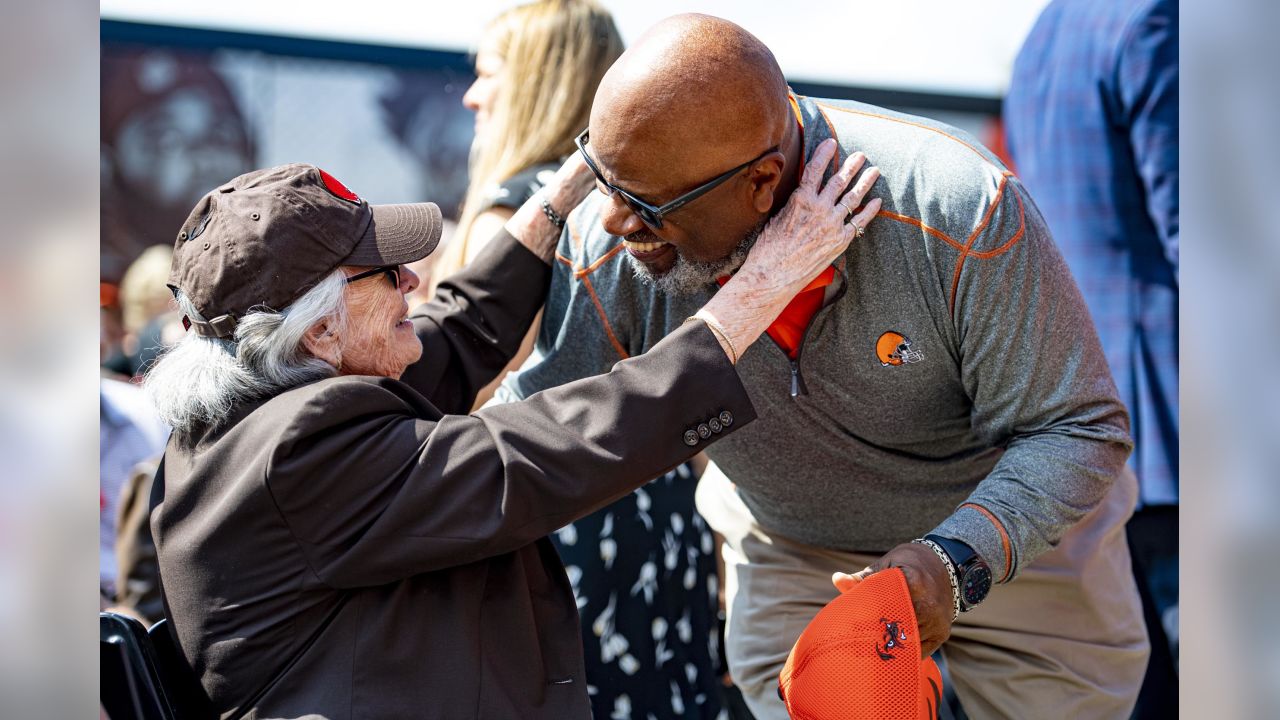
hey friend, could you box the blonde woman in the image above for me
[428,0,622,410]
[452,3,729,718]
[437,0,623,279]
[117,244,185,376]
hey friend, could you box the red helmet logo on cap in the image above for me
[318,168,361,204]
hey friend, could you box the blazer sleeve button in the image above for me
[708,417,723,434]
[718,410,734,427]
[683,430,700,446]
[697,423,712,439]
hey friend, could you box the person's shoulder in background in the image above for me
[484,162,560,212]
[100,376,168,447]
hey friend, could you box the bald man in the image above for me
[494,14,1148,719]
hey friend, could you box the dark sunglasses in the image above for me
[575,128,778,229]
[344,265,401,288]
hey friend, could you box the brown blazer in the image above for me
[152,231,756,720]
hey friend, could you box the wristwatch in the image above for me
[923,534,992,611]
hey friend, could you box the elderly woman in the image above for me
[144,142,878,719]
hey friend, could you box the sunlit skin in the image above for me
[583,15,803,278]
[584,13,956,660]
[302,265,424,380]
[462,44,504,137]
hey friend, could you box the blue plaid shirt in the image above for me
[1005,0,1178,505]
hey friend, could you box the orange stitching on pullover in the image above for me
[961,502,1014,583]
[580,274,629,360]
[966,174,1009,246]
[968,185,1026,259]
[814,101,993,163]
[809,99,1024,284]
[788,92,804,128]
[949,174,1011,316]
[576,244,626,277]
[814,105,843,166]
[561,239,629,360]
[879,211,967,252]
[569,216,585,253]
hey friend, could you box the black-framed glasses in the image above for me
[344,265,401,288]
[575,128,778,229]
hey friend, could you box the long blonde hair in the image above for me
[440,0,623,277]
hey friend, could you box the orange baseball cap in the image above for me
[778,568,943,719]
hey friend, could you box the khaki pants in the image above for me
[696,468,1150,720]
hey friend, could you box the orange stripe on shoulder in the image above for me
[968,179,1026,259]
[878,211,966,252]
[814,102,993,164]
[569,216,585,253]
[960,502,1014,583]
[964,174,1009,247]
[814,106,842,166]
[949,174,1012,316]
[787,92,804,126]
[576,243,626,277]
[580,274,629,361]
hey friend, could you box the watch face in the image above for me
[963,565,993,606]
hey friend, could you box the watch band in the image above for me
[912,537,960,622]
[925,534,992,612]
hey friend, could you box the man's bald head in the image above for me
[589,14,791,188]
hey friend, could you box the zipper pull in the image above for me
[789,360,809,398]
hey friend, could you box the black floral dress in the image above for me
[488,167,725,719]
[553,464,724,720]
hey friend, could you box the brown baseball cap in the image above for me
[168,163,442,338]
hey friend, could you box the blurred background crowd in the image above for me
[92,1,1184,718]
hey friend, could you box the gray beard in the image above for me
[628,220,766,296]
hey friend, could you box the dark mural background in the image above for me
[101,24,477,281]
[99,21,1003,284]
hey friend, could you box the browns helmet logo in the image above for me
[876,331,924,366]
[317,168,361,205]
[875,618,908,660]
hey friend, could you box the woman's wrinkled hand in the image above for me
[734,138,881,300]
[695,138,881,364]
[508,152,598,263]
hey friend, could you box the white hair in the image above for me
[144,271,348,436]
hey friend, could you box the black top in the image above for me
[480,162,560,213]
